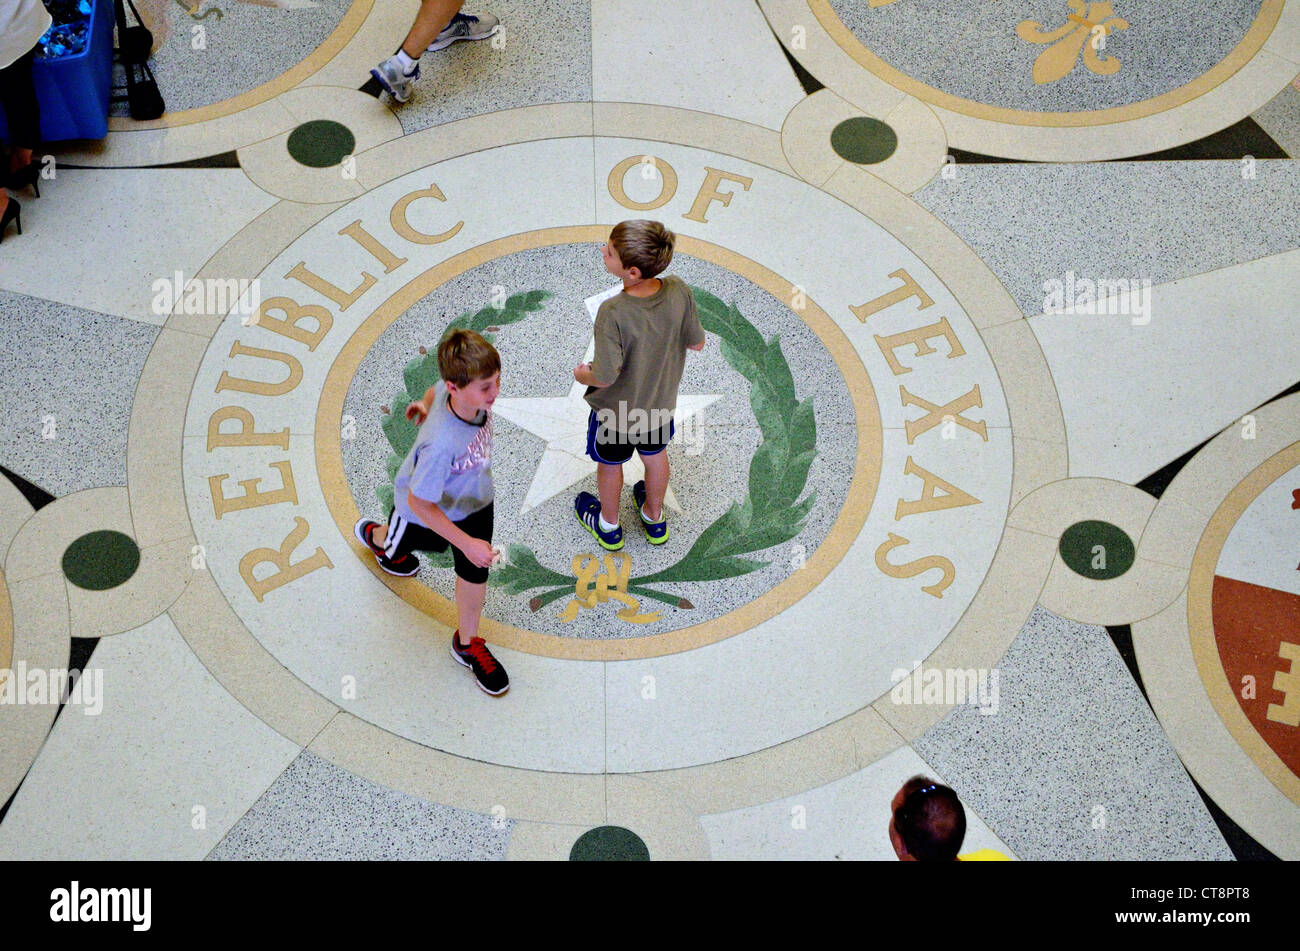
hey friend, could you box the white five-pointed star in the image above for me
[492,284,722,515]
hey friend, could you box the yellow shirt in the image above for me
[958,849,1011,861]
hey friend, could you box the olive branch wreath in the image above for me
[489,285,819,614]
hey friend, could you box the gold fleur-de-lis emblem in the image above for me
[1016,0,1129,84]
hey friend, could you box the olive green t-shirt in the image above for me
[585,275,706,437]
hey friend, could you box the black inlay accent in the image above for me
[0,466,55,511]
[1125,116,1287,161]
[360,76,384,99]
[1135,439,1214,500]
[949,116,1287,165]
[68,637,97,676]
[947,146,1024,165]
[1104,625,1278,861]
[1105,625,1148,706]
[150,151,242,169]
[54,151,242,170]
[0,638,99,829]
[780,43,825,96]
[1136,379,1300,499]
[1191,779,1280,861]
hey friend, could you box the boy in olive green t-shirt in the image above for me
[572,220,706,551]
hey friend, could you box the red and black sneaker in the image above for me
[353,518,420,577]
[451,632,510,696]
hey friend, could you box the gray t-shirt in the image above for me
[393,381,494,525]
[584,275,705,436]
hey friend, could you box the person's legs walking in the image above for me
[639,449,669,521]
[401,0,463,58]
[596,461,623,527]
[454,576,487,641]
[0,46,40,233]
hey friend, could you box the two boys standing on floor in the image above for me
[355,221,705,696]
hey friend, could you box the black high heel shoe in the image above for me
[5,163,40,198]
[0,198,22,243]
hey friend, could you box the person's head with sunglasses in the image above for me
[889,775,967,861]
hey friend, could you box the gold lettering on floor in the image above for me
[683,166,754,223]
[215,341,303,396]
[1267,641,1300,727]
[900,384,988,444]
[875,317,966,375]
[895,456,981,520]
[251,297,333,350]
[239,517,334,602]
[210,459,299,519]
[850,268,933,323]
[607,154,679,211]
[285,262,376,313]
[874,533,955,599]
[389,183,465,245]
[206,406,290,451]
[338,219,409,274]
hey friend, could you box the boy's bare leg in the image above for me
[639,450,670,521]
[402,0,464,57]
[371,523,388,547]
[597,462,624,525]
[456,576,487,642]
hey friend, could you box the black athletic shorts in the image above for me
[384,503,494,584]
[585,409,675,465]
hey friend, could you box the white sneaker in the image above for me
[370,55,419,104]
[427,12,500,52]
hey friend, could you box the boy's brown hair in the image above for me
[438,328,501,387]
[610,220,675,279]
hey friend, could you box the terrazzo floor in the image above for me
[1,0,1298,870]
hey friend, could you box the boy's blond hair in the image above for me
[610,220,675,279]
[438,328,500,387]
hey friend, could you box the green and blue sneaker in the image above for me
[575,492,623,551]
[632,481,669,544]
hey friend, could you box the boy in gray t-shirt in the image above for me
[573,220,706,551]
[354,329,509,696]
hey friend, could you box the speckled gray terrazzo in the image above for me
[829,0,1264,113]
[393,0,592,134]
[914,161,1300,316]
[341,244,858,639]
[206,750,510,860]
[0,289,158,498]
[110,0,351,117]
[1252,82,1300,158]
[913,606,1233,860]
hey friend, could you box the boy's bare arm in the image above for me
[405,385,439,423]
[406,491,496,568]
[573,362,612,387]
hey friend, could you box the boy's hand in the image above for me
[460,537,497,569]
[405,400,430,424]
[573,362,590,381]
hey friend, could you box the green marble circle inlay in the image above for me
[1059,520,1135,580]
[569,826,650,861]
[62,530,141,591]
[830,117,898,165]
[286,120,356,168]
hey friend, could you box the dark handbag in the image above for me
[113,0,165,120]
